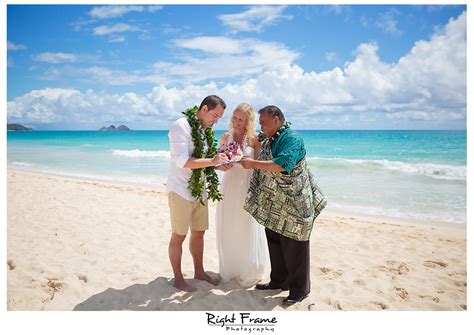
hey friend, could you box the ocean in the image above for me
[7,130,466,225]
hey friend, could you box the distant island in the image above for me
[7,124,33,131]
[99,125,131,131]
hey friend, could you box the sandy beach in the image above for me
[6,169,466,311]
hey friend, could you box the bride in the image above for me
[216,102,269,287]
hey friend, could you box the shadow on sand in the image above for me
[73,274,291,311]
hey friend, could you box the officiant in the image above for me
[239,105,327,305]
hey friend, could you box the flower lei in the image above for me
[257,121,292,143]
[182,106,223,204]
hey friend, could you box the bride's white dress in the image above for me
[216,141,269,287]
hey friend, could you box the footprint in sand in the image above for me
[333,301,344,310]
[322,298,344,310]
[423,261,448,269]
[47,278,63,290]
[353,279,366,286]
[46,278,64,301]
[395,287,409,300]
[7,259,16,270]
[419,295,440,303]
[438,238,455,243]
[77,274,88,283]
[377,261,410,275]
[448,271,466,277]
[454,281,467,289]
[318,267,343,280]
[370,301,389,310]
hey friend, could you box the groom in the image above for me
[166,95,230,292]
[240,105,326,305]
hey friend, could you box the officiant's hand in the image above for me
[239,156,256,169]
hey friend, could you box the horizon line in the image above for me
[7,128,467,132]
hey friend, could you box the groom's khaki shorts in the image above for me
[168,192,209,235]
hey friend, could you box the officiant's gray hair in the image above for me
[258,105,285,122]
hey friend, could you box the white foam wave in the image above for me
[308,156,466,180]
[329,202,465,224]
[9,161,36,167]
[110,149,170,159]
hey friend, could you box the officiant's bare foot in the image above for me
[173,279,196,292]
[195,272,220,286]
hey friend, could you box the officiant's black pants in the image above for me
[265,228,310,298]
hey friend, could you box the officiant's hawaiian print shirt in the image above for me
[244,128,327,241]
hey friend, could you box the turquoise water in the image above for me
[7,130,466,224]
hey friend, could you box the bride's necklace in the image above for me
[232,131,248,148]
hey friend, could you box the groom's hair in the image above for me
[199,95,227,111]
[258,105,285,122]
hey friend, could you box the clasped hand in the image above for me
[239,156,256,169]
[213,153,233,171]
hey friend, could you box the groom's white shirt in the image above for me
[166,117,208,201]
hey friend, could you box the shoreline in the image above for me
[7,167,465,230]
[7,166,167,192]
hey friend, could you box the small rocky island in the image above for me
[99,125,131,131]
[7,124,33,131]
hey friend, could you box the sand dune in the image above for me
[7,170,467,311]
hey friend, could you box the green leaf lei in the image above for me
[257,121,292,143]
[182,106,223,204]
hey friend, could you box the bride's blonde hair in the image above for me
[228,102,257,142]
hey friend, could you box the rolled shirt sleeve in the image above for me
[271,131,306,174]
[169,120,191,169]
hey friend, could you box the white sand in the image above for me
[7,170,466,311]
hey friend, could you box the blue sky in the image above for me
[6,4,467,130]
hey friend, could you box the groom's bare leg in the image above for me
[190,230,220,285]
[169,233,196,292]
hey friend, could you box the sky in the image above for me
[6,4,467,130]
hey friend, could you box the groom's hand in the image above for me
[216,163,233,171]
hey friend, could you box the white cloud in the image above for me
[375,9,402,35]
[32,52,79,63]
[152,37,299,83]
[162,25,181,34]
[360,14,369,27]
[37,65,163,87]
[174,36,246,55]
[93,23,142,36]
[218,5,292,33]
[7,41,27,51]
[109,36,126,43]
[7,88,159,127]
[388,110,465,121]
[7,88,79,123]
[327,5,344,15]
[38,36,299,86]
[325,52,337,62]
[89,5,162,19]
[9,12,466,129]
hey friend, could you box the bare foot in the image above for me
[173,279,196,292]
[195,272,220,286]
